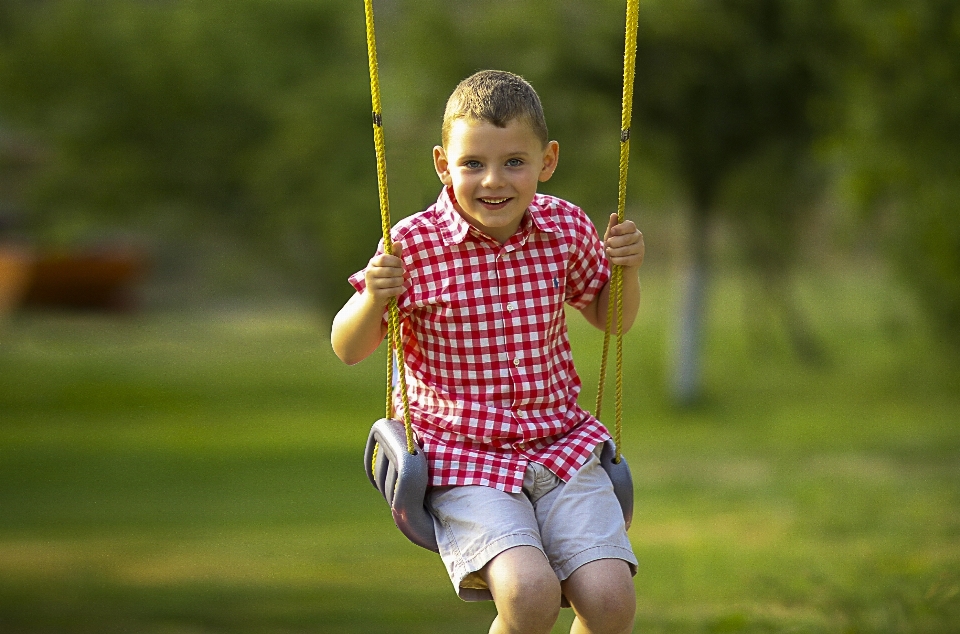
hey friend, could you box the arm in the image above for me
[580,214,645,333]
[331,243,405,365]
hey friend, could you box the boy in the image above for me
[332,70,644,634]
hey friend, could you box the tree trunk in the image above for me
[672,204,710,405]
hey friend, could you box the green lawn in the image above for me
[1,270,958,633]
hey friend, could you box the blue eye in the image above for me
[506,158,524,167]
[464,160,482,169]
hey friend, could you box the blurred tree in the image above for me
[0,0,634,309]
[383,0,843,404]
[0,0,377,306]
[374,0,629,223]
[833,0,960,345]
[5,0,954,367]
[630,0,838,402]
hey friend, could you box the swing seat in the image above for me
[364,418,439,552]
[599,438,634,530]
[365,417,634,553]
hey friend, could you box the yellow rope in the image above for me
[597,0,640,464]
[363,0,414,455]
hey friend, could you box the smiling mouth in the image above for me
[479,197,510,205]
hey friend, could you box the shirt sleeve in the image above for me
[564,208,610,310]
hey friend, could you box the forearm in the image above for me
[331,291,389,365]
[581,265,642,334]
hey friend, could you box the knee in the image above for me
[565,563,636,634]
[574,590,636,634]
[489,562,562,633]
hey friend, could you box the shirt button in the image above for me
[513,358,520,367]
[506,302,515,312]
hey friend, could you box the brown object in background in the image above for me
[22,249,148,312]
[0,246,32,316]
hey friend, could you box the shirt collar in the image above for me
[436,187,471,245]
[435,187,560,246]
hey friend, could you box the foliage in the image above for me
[0,0,958,343]
[0,0,379,305]
[833,0,960,344]
[635,0,835,214]
[623,0,844,397]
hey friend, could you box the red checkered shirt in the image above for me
[349,187,612,493]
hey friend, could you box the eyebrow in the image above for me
[460,150,533,161]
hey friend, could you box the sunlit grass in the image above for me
[1,269,958,633]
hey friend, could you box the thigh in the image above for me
[534,451,637,581]
[428,484,542,556]
[428,484,545,601]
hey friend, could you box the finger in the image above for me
[370,251,404,271]
[609,220,638,237]
[603,213,618,241]
[607,247,644,263]
[605,244,636,259]
[607,240,645,266]
[367,267,405,291]
[387,241,404,268]
[607,230,644,251]
[386,241,403,260]
[369,278,405,294]
[367,265,403,281]
[606,231,642,254]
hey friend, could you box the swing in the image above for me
[361,0,641,554]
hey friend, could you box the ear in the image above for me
[538,140,560,182]
[433,146,452,186]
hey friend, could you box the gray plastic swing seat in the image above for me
[364,418,634,553]
[599,437,634,530]
[364,418,439,552]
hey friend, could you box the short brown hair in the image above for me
[441,70,549,148]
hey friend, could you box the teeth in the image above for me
[481,198,509,204]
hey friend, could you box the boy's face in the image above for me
[434,117,559,244]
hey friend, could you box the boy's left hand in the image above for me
[603,213,645,269]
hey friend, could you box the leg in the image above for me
[532,449,638,633]
[562,559,636,634]
[481,545,562,634]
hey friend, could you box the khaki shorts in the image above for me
[426,445,638,602]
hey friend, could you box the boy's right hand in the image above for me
[363,242,405,306]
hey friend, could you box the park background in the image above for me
[0,0,958,632]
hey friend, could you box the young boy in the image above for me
[332,70,645,634]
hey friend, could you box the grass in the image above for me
[0,268,958,633]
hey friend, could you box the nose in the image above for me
[481,166,505,189]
